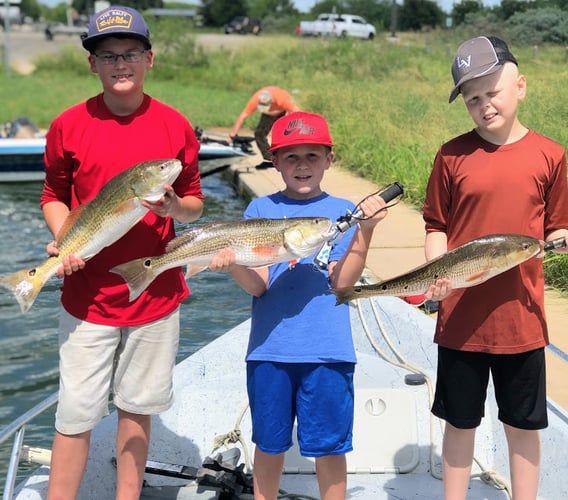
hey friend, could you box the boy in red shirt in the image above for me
[42,6,204,498]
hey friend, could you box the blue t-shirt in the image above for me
[244,191,357,363]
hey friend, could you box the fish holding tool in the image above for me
[542,237,567,253]
[313,181,404,269]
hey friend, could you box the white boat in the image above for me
[4,293,568,499]
[0,137,47,182]
[0,127,255,182]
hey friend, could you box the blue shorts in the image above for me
[432,346,548,430]
[246,361,354,457]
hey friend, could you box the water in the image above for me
[0,174,252,485]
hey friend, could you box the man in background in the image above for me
[230,85,300,168]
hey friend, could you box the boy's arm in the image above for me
[209,248,269,297]
[425,230,447,260]
[329,195,388,289]
[424,230,452,300]
[42,201,85,277]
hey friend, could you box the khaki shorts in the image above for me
[55,307,180,435]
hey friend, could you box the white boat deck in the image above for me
[13,296,568,498]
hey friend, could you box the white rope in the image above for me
[210,401,253,473]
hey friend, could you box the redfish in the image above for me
[0,159,182,313]
[332,234,544,305]
[111,217,333,302]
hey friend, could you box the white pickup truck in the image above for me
[298,13,376,40]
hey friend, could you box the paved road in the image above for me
[1,26,266,74]
[1,25,82,74]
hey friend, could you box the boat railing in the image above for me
[0,391,58,500]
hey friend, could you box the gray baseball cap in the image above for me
[449,36,517,103]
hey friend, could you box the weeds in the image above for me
[3,29,568,291]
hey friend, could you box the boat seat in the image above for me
[283,388,419,474]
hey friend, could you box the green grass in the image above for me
[3,29,568,290]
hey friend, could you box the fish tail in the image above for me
[110,258,156,303]
[0,268,48,314]
[331,286,357,306]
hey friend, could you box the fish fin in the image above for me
[110,257,156,302]
[55,204,88,244]
[166,229,202,252]
[252,245,282,257]
[185,265,207,279]
[113,198,141,216]
[465,270,491,284]
[0,267,49,313]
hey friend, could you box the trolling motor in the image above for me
[313,181,404,269]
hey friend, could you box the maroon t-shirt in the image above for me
[423,129,568,353]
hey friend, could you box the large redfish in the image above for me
[0,159,182,313]
[110,217,333,302]
[332,234,544,305]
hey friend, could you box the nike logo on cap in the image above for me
[283,119,314,136]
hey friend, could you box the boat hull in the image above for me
[12,296,568,498]
[0,137,254,182]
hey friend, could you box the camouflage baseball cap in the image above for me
[257,90,273,113]
[449,36,517,103]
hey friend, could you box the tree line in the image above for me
[14,0,568,45]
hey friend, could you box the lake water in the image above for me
[0,174,252,485]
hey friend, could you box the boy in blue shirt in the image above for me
[211,111,389,500]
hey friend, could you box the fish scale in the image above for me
[110,217,333,302]
[332,234,544,305]
[0,158,182,314]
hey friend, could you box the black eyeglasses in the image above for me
[93,50,147,65]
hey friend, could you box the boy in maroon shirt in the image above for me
[423,36,568,499]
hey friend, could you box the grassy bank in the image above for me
[2,28,568,289]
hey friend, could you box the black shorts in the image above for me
[431,346,548,430]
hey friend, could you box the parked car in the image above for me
[298,13,375,40]
[224,16,261,35]
[45,22,87,41]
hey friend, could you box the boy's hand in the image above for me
[425,277,452,301]
[143,185,179,218]
[357,194,388,229]
[209,247,237,273]
[47,241,86,278]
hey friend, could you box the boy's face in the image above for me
[88,37,153,96]
[272,144,333,200]
[459,62,526,140]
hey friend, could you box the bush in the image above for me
[507,8,568,46]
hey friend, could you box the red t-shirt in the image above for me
[41,93,203,326]
[423,129,568,354]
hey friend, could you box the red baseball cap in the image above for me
[269,111,334,152]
